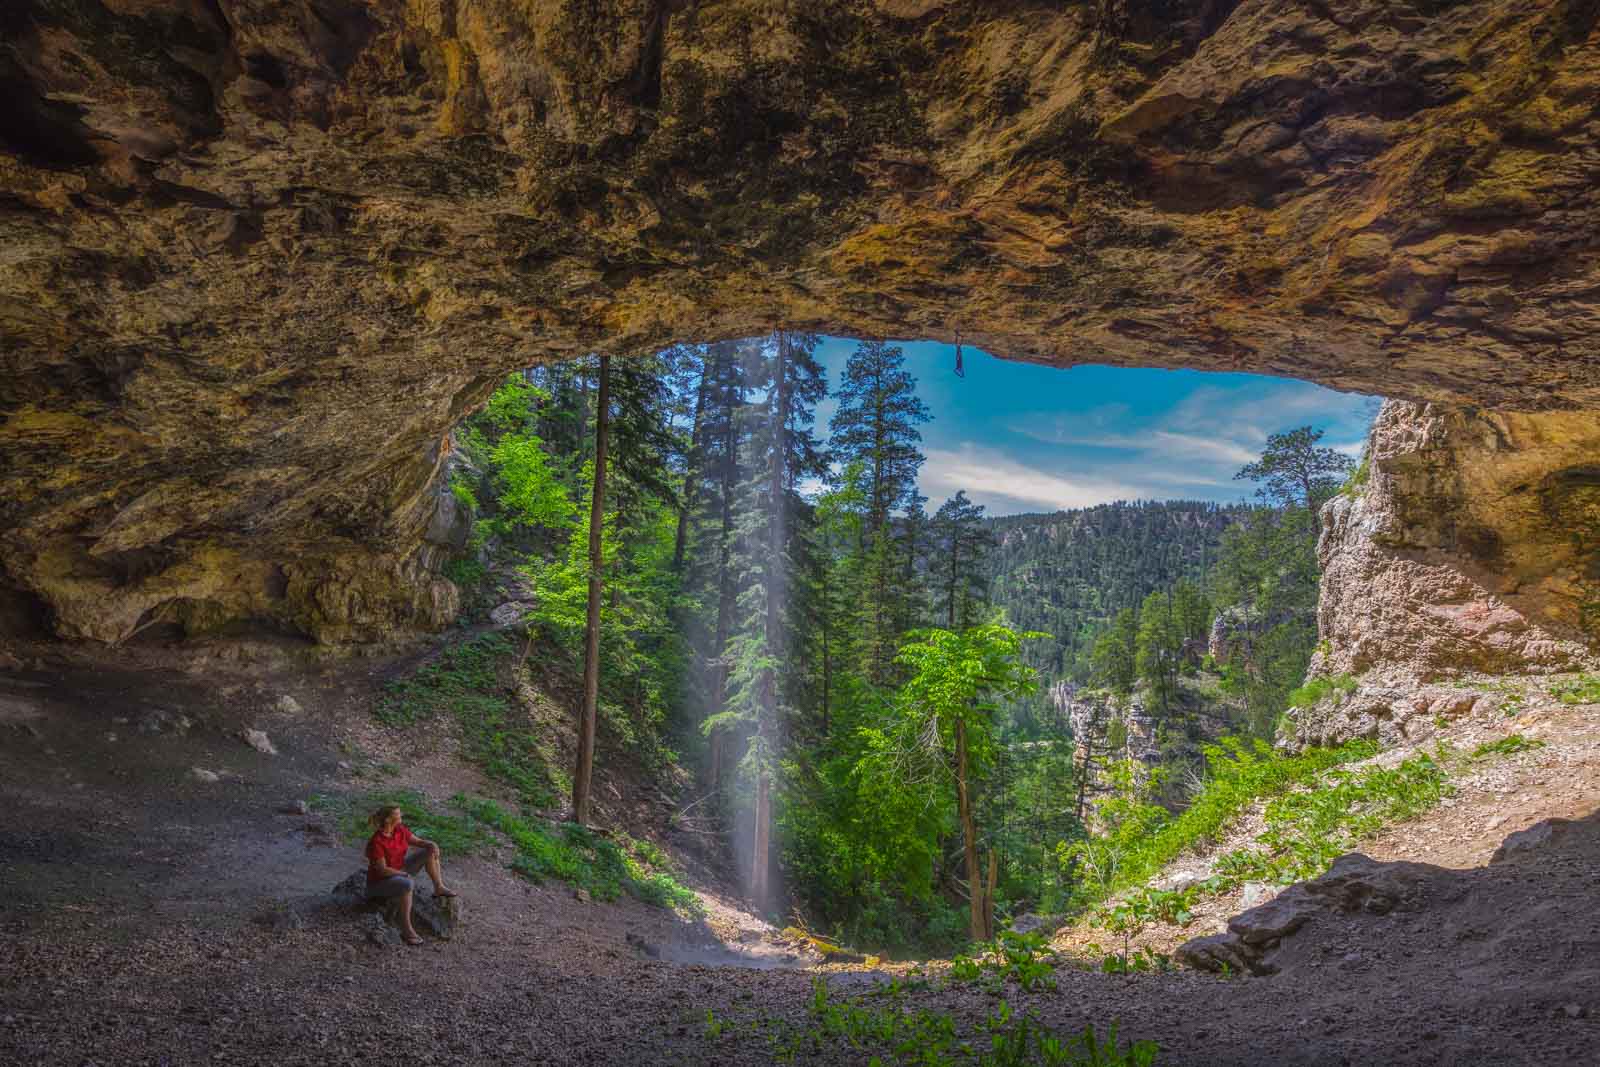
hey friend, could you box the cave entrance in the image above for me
[447,337,1378,925]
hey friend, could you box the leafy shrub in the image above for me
[441,556,487,591]
[948,930,1060,992]
[1471,733,1545,759]
[1287,673,1358,708]
[1340,453,1371,498]
[1551,674,1600,705]
[1059,737,1377,912]
[751,976,1160,1066]
[1211,752,1451,887]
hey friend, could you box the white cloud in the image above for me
[921,446,1141,513]
[1331,439,1367,458]
[917,445,1246,515]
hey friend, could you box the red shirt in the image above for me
[365,824,414,883]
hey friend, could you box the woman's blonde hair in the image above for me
[367,804,403,831]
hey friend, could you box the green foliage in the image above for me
[1551,674,1600,705]
[1287,673,1359,708]
[307,788,499,857]
[377,632,560,807]
[947,930,1060,992]
[441,556,487,591]
[489,434,574,531]
[1340,452,1371,498]
[459,796,701,914]
[718,975,1161,1066]
[449,473,479,513]
[1060,737,1378,912]
[1212,752,1451,887]
[1471,733,1545,759]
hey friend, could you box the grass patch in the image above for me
[457,796,701,914]
[1471,733,1545,759]
[1551,674,1600,705]
[308,788,500,856]
[377,632,558,807]
[1287,674,1359,708]
[707,975,1159,1066]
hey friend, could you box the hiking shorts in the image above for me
[366,849,429,899]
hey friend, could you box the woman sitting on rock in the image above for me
[365,804,457,945]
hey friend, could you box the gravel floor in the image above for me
[2,651,1598,1065]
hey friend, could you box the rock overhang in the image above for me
[1,0,1598,644]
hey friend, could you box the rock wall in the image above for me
[1298,399,1600,745]
[3,1,1599,641]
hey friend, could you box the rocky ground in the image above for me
[2,643,1598,1065]
[1053,676,1600,964]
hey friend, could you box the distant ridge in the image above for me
[983,500,1257,690]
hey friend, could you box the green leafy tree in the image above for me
[882,624,1041,942]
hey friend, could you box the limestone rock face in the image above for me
[3,1,1600,641]
[1299,399,1600,745]
[1314,401,1600,683]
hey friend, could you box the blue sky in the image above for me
[810,338,1378,517]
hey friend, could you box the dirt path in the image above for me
[2,647,1598,1064]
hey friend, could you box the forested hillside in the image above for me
[984,502,1252,687]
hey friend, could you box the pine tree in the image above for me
[932,490,998,630]
[683,340,750,791]
[709,331,826,909]
[827,341,930,686]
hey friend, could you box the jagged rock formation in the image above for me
[1299,400,1600,745]
[2,1,1598,642]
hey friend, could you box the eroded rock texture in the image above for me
[2,1,1598,641]
[1300,399,1600,745]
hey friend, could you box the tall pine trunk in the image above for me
[573,353,610,827]
[672,361,710,574]
[751,332,789,911]
[708,374,740,792]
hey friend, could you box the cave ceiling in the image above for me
[2,0,1598,642]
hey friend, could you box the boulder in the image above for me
[489,602,531,629]
[1008,913,1063,937]
[241,729,278,755]
[1176,934,1265,977]
[1491,818,1575,865]
[332,870,459,941]
[1178,853,1430,976]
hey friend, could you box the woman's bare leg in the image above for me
[422,846,452,894]
[399,888,420,940]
